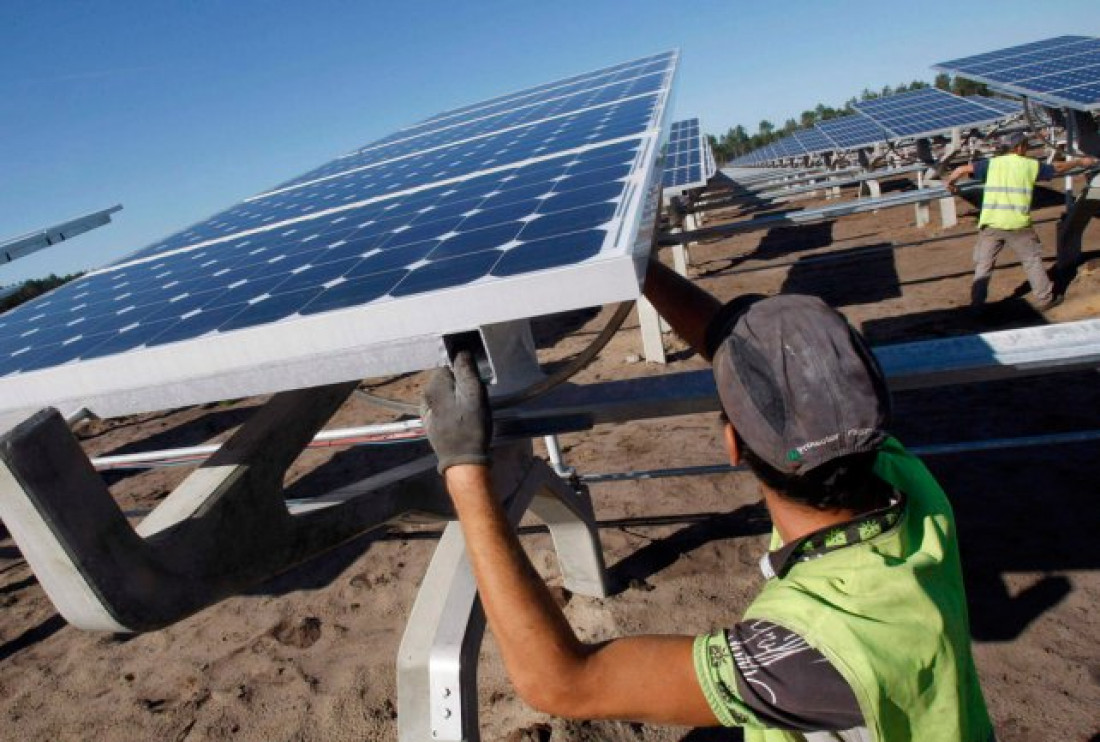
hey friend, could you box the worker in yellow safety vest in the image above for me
[944,132,1096,310]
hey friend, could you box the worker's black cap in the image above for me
[709,295,891,474]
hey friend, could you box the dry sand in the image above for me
[1,175,1098,741]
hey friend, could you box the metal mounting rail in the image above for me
[659,186,956,246]
[750,163,928,198]
[0,205,123,265]
[498,318,1100,434]
[80,318,1100,471]
[725,166,862,193]
[721,166,834,185]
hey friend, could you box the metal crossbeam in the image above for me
[0,205,122,265]
[726,166,861,193]
[659,186,955,245]
[81,317,1100,471]
[498,318,1100,435]
[753,163,928,198]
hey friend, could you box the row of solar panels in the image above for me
[935,35,1100,112]
[661,117,718,195]
[730,87,1020,166]
[732,34,1100,167]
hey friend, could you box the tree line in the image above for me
[708,73,991,163]
[0,273,83,314]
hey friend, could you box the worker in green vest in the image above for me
[420,259,995,741]
[944,131,1096,310]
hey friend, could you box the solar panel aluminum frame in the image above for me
[933,36,1100,112]
[814,113,890,151]
[852,88,1009,142]
[0,54,679,422]
[661,118,717,197]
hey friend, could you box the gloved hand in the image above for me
[420,351,493,474]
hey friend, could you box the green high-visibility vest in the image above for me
[741,438,994,742]
[978,153,1039,230]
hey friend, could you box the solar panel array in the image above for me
[853,87,1007,139]
[0,52,678,418]
[970,96,1023,117]
[662,118,718,194]
[815,114,890,151]
[934,35,1100,111]
[791,127,836,155]
[731,88,1023,166]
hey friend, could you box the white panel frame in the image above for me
[0,53,680,421]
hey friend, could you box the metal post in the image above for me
[397,324,609,741]
[544,434,575,477]
[396,445,607,741]
[1064,110,1077,210]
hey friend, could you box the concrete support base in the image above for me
[938,195,958,229]
[0,386,609,742]
[637,296,666,363]
[914,171,931,228]
[0,382,458,632]
[860,179,882,199]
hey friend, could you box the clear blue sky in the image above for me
[2,0,1096,285]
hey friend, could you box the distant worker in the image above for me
[944,131,1096,310]
[420,259,994,741]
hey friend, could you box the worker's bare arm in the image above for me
[943,162,975,193]
[443,464,719,725]
[1052,155,1098,174]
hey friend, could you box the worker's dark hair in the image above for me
[735,430,891,513]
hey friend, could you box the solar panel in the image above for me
[0,52,678,418]
[776,135,807,158]
[791,127,835,155]
[934,35,1100,111]
[969,96,1023,117]
[662,118,717,194]
[853,87,1007,140]
[815,113,890,150]
[703,135,717,178]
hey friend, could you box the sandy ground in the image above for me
[1,173,1098,741]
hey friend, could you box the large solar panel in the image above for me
[775,135,806,158]
[662,118,717,194]
[815,113,890,150]
[0,52,678,419]
[970,96,1023,117]
[791,127,835,155]
[853,87,1007,139]
[934,35,1100,111]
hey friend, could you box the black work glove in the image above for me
[420,351,493,474]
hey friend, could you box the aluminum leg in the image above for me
[397,447,607,741]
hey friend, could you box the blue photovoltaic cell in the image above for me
[121,95,660,261]
[970,96,1022,116]
[934,36,1100,111]
[854,87,1006,139]
[276,63,671,191]
[770,136,796,158]
[815,114,889,150]
[791,127,835,155]
[417,53,674,130]
[662,118,717,191]
[0,52,677,396]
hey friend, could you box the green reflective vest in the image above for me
[978,153,1039,230]
[741,438,993,742]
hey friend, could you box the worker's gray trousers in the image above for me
[971,226,1053,306]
